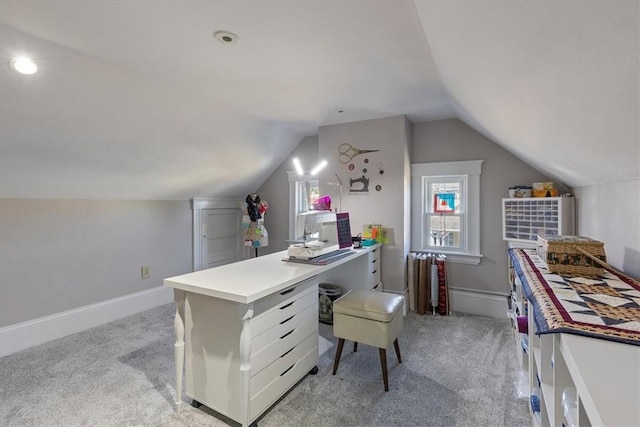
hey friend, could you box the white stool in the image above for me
[332,290,404,391]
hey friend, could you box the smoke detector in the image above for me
[214,31,239,45]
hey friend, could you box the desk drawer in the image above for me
[250,332,317,398]
[252,276,317,318]
[369,247,381,289]
[250,334,318,419]
[251,306,317,376]
[370,246,380,263]
[251,287,317,338]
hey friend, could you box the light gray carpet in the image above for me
[0,304,530,426]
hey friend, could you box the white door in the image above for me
[200,208,242,269]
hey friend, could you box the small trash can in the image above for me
[318,283,342,325]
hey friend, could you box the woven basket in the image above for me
[537,235,606,276]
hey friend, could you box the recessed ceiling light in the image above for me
[214,31,239,45]
[9,57,38,75]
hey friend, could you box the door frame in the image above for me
[191,198,244,271]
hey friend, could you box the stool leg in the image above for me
[353,342,358,352]
[379,348,389,391]
[393,338,402,364]
[332,338,345,375]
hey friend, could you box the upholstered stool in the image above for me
[332,290,404,391]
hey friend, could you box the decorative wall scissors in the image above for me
[337,143,380,164]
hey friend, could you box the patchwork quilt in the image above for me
[509,248,640,346]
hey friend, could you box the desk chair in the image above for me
[331,290,404,391]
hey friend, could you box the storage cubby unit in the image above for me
[507,247,530,372]
[510,248,639,427]
[502,197,575,243]
[524,305,639,426]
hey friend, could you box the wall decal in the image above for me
[337,143,379,164]
[349,175,370,193]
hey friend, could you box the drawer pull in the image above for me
[372,248,377,253]
[279,301,295,310]
[281,346,295,358]
[371,269,377,274]
[280,314,296,325]
[280,364,295,376]
[372,259,377,264]
[280,329,295,339]
[280,287,296,296]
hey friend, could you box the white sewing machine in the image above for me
[287,211,340,259]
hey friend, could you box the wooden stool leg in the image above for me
[393,338,402,364]
[379,348,389,391]
[353,342,358,352]
[332,338,345,375]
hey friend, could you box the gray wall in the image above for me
[574,180,640,278]
[318,116,411,293]
[256,135,319,255]
[257,117,563,296]
[412,118,560,294]
[0,199,192,326]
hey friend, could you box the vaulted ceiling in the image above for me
[1,1,637,200]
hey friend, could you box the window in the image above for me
[411,160,483,265]
[288,171,320,240]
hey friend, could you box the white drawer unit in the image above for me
[184,276,319,426]
[368,244,382,291]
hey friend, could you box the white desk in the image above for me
[164,245,380,427]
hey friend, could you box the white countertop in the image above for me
[164,247,374,304]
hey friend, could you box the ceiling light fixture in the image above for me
[292,158,327,176]
[9,57,37,75]
[214,31,239,45]
[310,160,328,175]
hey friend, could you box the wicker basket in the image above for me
[537,235,606,276]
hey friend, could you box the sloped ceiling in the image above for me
[415,1,639,188]
[0,1,637,200]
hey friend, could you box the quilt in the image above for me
[509,248,640,346]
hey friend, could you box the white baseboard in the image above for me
[0,286,173,357]
[448,287,508,319]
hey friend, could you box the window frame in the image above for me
[425,175,465,251]
[411,160,483,265]
[287,171,320,240]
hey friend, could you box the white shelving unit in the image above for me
[510,250,640,427]
[502,197,575,243]
[526,312,640,427]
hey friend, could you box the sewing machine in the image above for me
[287,210,341,259]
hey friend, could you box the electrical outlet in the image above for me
[141,265,151,279]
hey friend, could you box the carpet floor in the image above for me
[0,303,530,426]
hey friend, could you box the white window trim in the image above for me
[411,160,483,265]
[287,170,318,241]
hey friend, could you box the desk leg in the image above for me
[173,290,186,413]
[240,304,254,427]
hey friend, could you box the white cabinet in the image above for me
[502,197,575,243]
[184,277,319,425]
[526,314,640,427]
[368,244,382,291]
[507,255,529,370]
[509,250,640,427]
